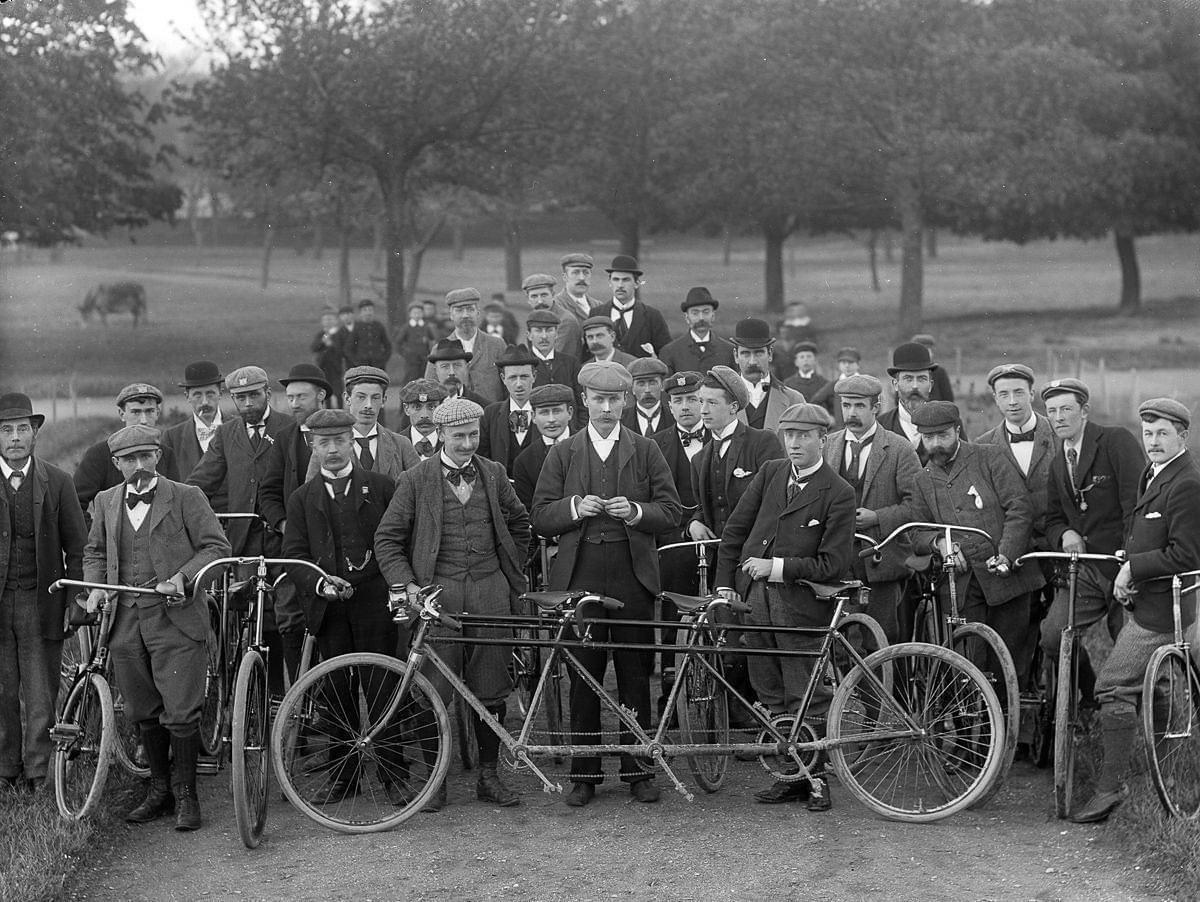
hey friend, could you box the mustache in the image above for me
[125,469,154,484]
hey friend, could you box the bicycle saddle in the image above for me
[520,591,623,612]
[658,591,713,613]
[797,579,864,599]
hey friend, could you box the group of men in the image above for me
[1,251,1196,832]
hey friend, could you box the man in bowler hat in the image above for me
[658,287,735,375]
[730,319,804,433]
[593,256,672,359]
[161,362,230,488]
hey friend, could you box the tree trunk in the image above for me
[260,221,274,290]
[925,227,937,259]
[382,188,408,333]
[722,222,733,267]
[867,229,881,293]
[617,218,639,259]
[883,229,895,264]
[762,220,787,314]
[503,213,522,292]
[338,225,352,306]
[1115,230,1141,314]
[312,217,325,261]
[897,182,924,337]
[208,190,220,247]
[372,213,384,273]
[451,223,464,261]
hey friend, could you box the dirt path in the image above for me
[76,756,1164,902]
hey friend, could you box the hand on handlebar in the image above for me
[1113,562,1137,607]
[155,574,185,598]
[687,520,717,542]
[84,588,109,614]
[1061,530,1086,554]
[855,507,879,530]
[715,587,741,605]
[319,575,355,600]
[985,554,1011,577]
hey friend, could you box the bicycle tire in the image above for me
[1053,633,1085,819]
[272,652,452,833]
[675,632,730,793]
[1142,645,1200,819]
[199,596,226,758]
[57,628,89,715]
[830,612,890,684]
[53,672,115,821]
[232,649,270,848]
[827,642,1004,823]
[1029,651,1054,770]
[951,622,1019,806]
[109,677,149,778]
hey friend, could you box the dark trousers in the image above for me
[568,540,655,784]
[110,600,206,736]
[0,588,61,779]
[744,582,831,720]
[954,575,1032,696]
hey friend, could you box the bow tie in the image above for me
[445,463,477,486]
[415,438,434,457]
[509,411,530,432]
[678,429,706,447]
[126,487,155,509]
[324,475,351,496]
[1008,428,1036,443]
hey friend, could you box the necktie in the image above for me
[613,308,630,341]
[250,424,264,449]
[1008,428,1036,443]
[446,463,477,486]
[845,432,875,480]
[126,487,155,509]
[640,411,657,435]
[8,471,23,493]
[509,411,529,433]
[787,478,804,503]
[718,434,733,458]
[356,436,374,470]
[415,438,433,458]
[325,475,350,496]
[1066,447,1078,487]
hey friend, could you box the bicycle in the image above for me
[1014,550,1125,818]
[1141,569,1200,819]
[510,538,566,751]
[49,579,182,820]
[190,554,332,848]
[271,583,1003,832]
[862,521,1020,802]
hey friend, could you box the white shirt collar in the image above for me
[587,423,619,444]
[532,346,555,361]
[321,463,353,480]
[509,399,532,413]
[0,458,30,479]
[353,425,379,439]
[440,450,473,470]
[713,420,738,442]
[790,460,823,481]
[125,475,159,498]
[689,329,710,343]
[1152,449,1187,477]
[638,403,661,419]
[543,431,570,446]
[1004,413,1038,435]
[847,423,878,444]
[611,299,635,313]
[194,410,222,431]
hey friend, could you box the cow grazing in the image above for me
[79,281,147,327]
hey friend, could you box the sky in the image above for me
[128,0,207,56]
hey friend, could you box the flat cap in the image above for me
[445,288,482,307]
[778,402,834,431]
[344,365,390,389]
[887,342,935,376]
[400,379,446,405]
[530,383,575,408]
[987,363,1035,388]
[337,304,354,315]
[706,365,749,409]
[107,424,161,456]
[628,357,669,379]
[664,371,703,396]
[357,298,375,309]
[433,397,484,427]
[427,339,472,362]
[1139,397,1190,430]
[521,273,556,292]
[560,252,594,269]
[225,366,269,393]
[1040,378,1089,405]
[578,360,633,392]
[581,315,617,334]
[836,347,861,362]
[305,409,356,434]
[526,309,561,328]
[792,341,818,356]
[911,400,962,434]
[279,362,331,395]
[681,286,718,312]
[835,374,884,398]
[116,382,163,407]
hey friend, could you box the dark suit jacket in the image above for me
[975,414,1056,547]
[877,406,963,465]
[83,478,230,641]
[310,328,347,394]
[1125,451,1200,633]
[74,438,181,517]
[548,292,601,357]
[283,468,396,634]
[621,403,675,437]
[1045,420,1144,560]
[259,420,313,532]
[187,412,289,554]
[345,320,392,370]
[513,439,558,513]
[479,402,542,473]
[691,421,785,534]
[531,427,682,595]
[0,458,87,639]
[658,333,735,376]
[161,417,237,515]
[374,455,530,598]
[909,442,1044,605]
[714,460,856,626]
[650,426,706,518]
[784,372,830,399]
[422,331,507,403]
[303,427,420,483]
[531,353,580,394]
[593,300,672,359]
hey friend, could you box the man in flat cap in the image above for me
[730,319,805,433]
[423,289,506,403]
[621,357,675,437]
[426,339,489,407]
[907,401,1044,671]
[526,308,581,395]
[821,375,921,644]
[810,347,862,425]
[83,424,230,831]
[550,253,602,354]
[305,366,419,482]
[784,341,829,401]
[479,345,542,473]
[593,256,672,360]
[74,383,181,516]
[877,342,959,463]
[910,333,955,402]
[1072,398,1200,823]
[344,299,392,372]
[375,397,531,812]
[398,379,447,460]
[0,393,87,793]
[658,287,735,376]
[310,309,347,407]
[162,363,231,497]
[1039,378,1144,717]
[581,316,636,368]
[282,409,405,804]
[513,383,576,514]
[714,402,855,809]
[532,360,682,807]
[393,302,440,385]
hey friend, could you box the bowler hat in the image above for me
[178,361,224,389]
[279,363,332,395]
[987,363,1035,388]
[1040,378,1089,406]
[886,342,935,376]
[911,401,962,434]
[495,344,539,370]
[0,392,45,427]
[681,287,719,313]
[605,255,643,277]
[1139,397,1191,430]
[730,318,775,349]
[427,339,472,363]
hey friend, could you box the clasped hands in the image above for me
[576,494,634,521]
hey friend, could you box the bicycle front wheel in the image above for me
[1142,645,1200,819]
[951,622,1019,805]
[232,649,270,848]
[199,596,226,758]
[827,642,1004,823]
[675,634,730,793]
[272,652,452,833]
[53,672,115,821]
[109,676,149,778]
[1053,633,1088,819]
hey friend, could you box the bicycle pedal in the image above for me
[49,722,81,744]
[196,760,221,776]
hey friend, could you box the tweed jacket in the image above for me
[593,300,672,359]
[0,458,87,639]
[691,421,784,534]
[423,330,507,404]
[823,426,922,583]
[736,381,805,433]
[531,426,682,596]
[375,455,530,598]
[548,292,601,357]
[975,413,1056,548]
[658,332,736,376]
[478,401,542,473]
[83,478,230,641]
[303,427,420,484]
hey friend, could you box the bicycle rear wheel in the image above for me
[232,649,270,848]
[199,596,226,758]
[1053,632,1089,819]
[1142,646,1200,819]
[53,672,115,821]
[109,676,149,778]
[827,642,1004,823]
[272,653,451,833]
[57,628,90,715]
[951,622,1019,805]
[675,633,730,793]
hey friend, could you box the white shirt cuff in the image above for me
[768,557,785,583]
[624,502,643,526]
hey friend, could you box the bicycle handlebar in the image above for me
[657,539,722,554]
[190,557,333,607]
[50,578,181,599]
[859,522,997,559]
[388,585,463,631]
[1014,551,1126,566]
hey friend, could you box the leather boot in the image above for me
[126,724,174,823]
[1071,711,1136,823]
[476,762,520,807]
[171,731,203,832]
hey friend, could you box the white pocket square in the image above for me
[806,518,820,527]
[732,468,751,478]
[1145,511,1163,519]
